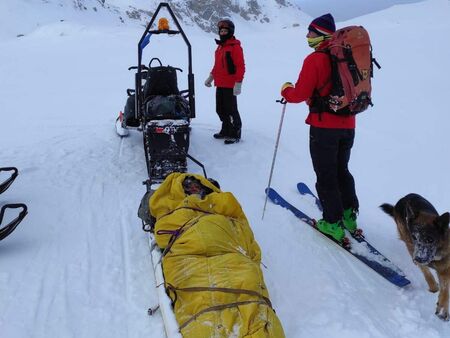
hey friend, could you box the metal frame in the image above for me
[135,2,195,120]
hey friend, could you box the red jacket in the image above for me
[211,37,245,88]
[282,42,355,129]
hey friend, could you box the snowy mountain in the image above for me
[1,0,300,37]
[2,0,450,337]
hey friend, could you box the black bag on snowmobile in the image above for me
[145,95,190,120]
[143,58,181,99]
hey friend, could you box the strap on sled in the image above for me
[0,167,19,194]
[0,203,28,241]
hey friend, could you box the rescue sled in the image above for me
[138,172,285,337]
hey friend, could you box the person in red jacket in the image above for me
[205,19,245,144]
[281,13,359,242]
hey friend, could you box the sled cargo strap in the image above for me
[166,284,273,309]
[157,206,245,226]
[156,207,246,256]
[167,285,273,331]
[157,214,209,256]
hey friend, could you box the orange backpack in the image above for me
[318,26,381,114]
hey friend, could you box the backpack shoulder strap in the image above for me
[312,49,332,94]
[309,49,332,115]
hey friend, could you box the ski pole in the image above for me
[262,99,287,220]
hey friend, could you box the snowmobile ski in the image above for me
[266,187,410,287]
[115,112,130,137]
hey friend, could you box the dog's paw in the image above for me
[435,306,449,321]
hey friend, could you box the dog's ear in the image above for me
[380,203,394,217]
[435,212,450,231]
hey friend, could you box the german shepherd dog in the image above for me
[380,194,450,320]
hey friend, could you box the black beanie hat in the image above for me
[308,13,335,36]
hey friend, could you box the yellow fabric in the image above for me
[149,173,285,337]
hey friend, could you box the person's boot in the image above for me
[213,124,228,139]
[213,122,231,139]
[342,208,358,233]
[224,127,241,144]
[316,219,345,242]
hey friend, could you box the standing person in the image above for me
[204,19,245,144]
[280,13,359,242]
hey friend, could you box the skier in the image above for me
[204,19,245,144]
[280,13,359,242]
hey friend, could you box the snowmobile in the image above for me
[0,167,28,241]
[115,2,196,185]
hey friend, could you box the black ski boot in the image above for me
[213,125,228,139]
[224,128,241,145]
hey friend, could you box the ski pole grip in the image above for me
[276,98,287,105]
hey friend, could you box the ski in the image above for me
[115,113,130,137]
[266,187,410,287]
[296,182,323,210]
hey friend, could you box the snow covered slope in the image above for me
[1,0,450,337]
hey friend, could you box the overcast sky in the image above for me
[295,0,423,21]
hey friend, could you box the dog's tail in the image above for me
[380,203,395,217]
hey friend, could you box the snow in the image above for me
[1,0,450,337]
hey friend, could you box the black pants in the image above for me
[216,87,242,137]
[309,126,359,223]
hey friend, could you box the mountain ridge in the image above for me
[35,0,302,32]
